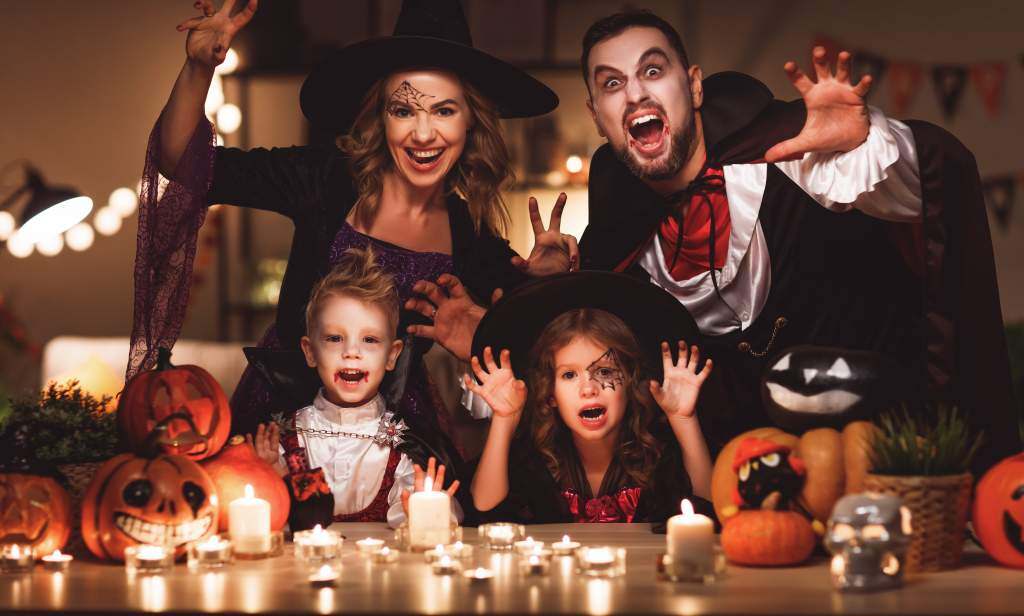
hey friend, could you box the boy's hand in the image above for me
[246,422,284,473]
[401,457,461,516]
[463,347,527,420]
[650,341,713,420]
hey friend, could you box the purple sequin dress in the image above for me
[229,223,455,440]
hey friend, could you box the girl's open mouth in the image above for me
[577,405,608,429]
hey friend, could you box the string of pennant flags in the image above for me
[814,37,1022,232]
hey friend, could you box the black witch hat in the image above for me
[301,0,558,133]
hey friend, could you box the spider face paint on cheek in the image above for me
[387,80,435,116]
[586,349,625,391]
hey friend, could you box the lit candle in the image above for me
[41,549,74,572]
[519,554,550,576]
[408,476,451,549]
[371,546,399,564]
[463,567,494,582]
[308,564,339,586]
[294,524,342,563]
[666,499,713,572]
[356,537,385,554]
[188,536,232,568]
[478,523,522,550]
[513,536,545,555]
[431,554,460,575]
[125,544,173,574]
[576,546,626,578]
[552,534,581,556]
[1,544,34,572]
[228,484,271,555]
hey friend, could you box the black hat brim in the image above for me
[301,36,558,133]
[471,271,701,380]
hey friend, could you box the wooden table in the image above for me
[1,523,1020,614]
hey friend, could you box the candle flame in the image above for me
[380,547,390,555]
[681,499,694,516]
[10,545,20,557]
[244,484,254,499]
[51,550,62,557]
[313,524,323,534]
[424,475,433,492]
[562,534,570,543]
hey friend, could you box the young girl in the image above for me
[251,247,461,530]
[467,306,714,525]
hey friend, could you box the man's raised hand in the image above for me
[764,47,873,163]
[511,192,580,277]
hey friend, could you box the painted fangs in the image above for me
[630,114,660,127]
[114,511,212,547]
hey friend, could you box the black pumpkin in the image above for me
[760,346,904,432]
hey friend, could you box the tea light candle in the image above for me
[424,544,448,564]
[229,484,271,555]
[552,534,581,556]
[408,476,451,549]
[356,537,385,555]
[1,544,34,573]
[294,524,342,563]
[371,546,399,564]
[666,499,713,574]
[125,544,173,574]
[478,523,523,550]
[188,535,232,568]
[519,554,550,576]
[576,546,626,578]
[431,554,461,575]
[308,564,339,587]
[41,549,73,572]
[447,541,474,561]
[513,536,545,555]
[463,567,494,582]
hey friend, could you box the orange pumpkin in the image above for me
[711,421,876,523]
[0,473,72,555]
[81,453,219,561]
[973,452,1024,568]
[201,435,290,531]
[117,348,231,461]
[721,508,817,566]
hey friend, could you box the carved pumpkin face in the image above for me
[973,452,1024,568]
[117,349,231,461]
[81,453,218,561]
[0,473,72,555]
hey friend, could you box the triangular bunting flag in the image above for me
[931,65,969,120]
[852,50,888,99]
[983,176,1015,232]
[970,62,1007,118]
[888,62,923,116]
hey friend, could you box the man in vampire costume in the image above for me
[574,11,1019,474]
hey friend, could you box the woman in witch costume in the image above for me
[130,0,568,470]
[466,273,717,527]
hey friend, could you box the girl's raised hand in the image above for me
[463,347,527,420]
[650,341,713,420]
[176,0,258,68]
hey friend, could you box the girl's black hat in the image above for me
[471,271,701,379]
[300,0,558,133]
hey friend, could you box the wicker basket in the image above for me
[57,461,104,557]
[862,472,972,572]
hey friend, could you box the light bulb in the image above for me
[109,187,138,217]
[216,104,242,134]
[216,48,240,75]
[565,155,584,174]
[36,233,64,257]
[94,206,122,236]
[0,211,14,240]
[65,222,95,251]
[205,75,225,117]
[6,230,33,258]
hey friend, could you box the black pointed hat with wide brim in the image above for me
[471,272,702,380]
[301,0,558,134]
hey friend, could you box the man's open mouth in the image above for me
[626,111,667,155]
[405,147,444,168]
[335,369,369,384]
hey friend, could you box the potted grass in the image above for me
[863,403,982,572]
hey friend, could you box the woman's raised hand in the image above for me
[650,341,712,420]
[463,347,527,420]
[176,0,258,68]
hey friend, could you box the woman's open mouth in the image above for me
[626,112,668,157]
[405,147,445,171]
[577,405,608,429]
[335,369,369,388]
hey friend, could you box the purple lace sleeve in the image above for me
[126,117,217,379]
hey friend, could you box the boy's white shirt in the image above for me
[278,390,462,528]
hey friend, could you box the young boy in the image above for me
[251,247,460,529]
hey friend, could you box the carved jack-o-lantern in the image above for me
[973,452,1024,568]
[117,348,231,461]
[81,453,219,561]
[0,473,72,555]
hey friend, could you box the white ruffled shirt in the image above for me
[462,106,922,416]
[280,391,458,529]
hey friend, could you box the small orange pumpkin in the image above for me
[0,472,72,555]
[117,348,231,461]
[973,452,1024,568]
[201,435,290,532]
[81,453,219,561]
[721,508,817,566]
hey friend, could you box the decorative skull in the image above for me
[826,493,912,591]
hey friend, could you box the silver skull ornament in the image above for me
[826,493,912,591]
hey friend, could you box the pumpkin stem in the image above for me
[156,347,175,371]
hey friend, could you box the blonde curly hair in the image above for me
[304,246,400,338]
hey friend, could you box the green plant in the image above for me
[867,403,983,476]
[0,381,122,466]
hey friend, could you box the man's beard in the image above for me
[612,113,697,182]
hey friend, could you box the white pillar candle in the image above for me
[228,484,271,554]
[408,476,451,549]
[666,499,714,569]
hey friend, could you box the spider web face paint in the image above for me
[586,349,625,391]
[387,80,435,116]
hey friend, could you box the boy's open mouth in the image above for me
[335,368,369,384]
